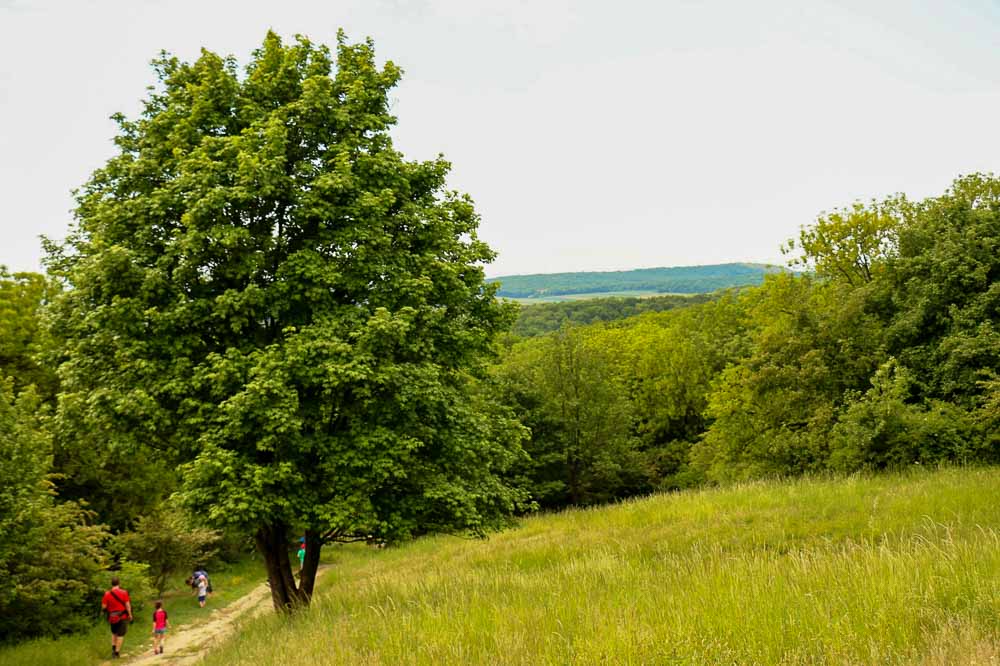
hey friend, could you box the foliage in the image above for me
[490,262,784,298]
[691,274,885,481]
[511,292,712,337]
[783,196,905,286]
[0,269,58,399]
[827,361,980,471]
[495,326,642,507]
[0,377,108,642]
[612,294,748,488]
[115,505,221,596]
[95,559,155,616]
[876,174,1000,407]
[47,31,528,609]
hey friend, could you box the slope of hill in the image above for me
[201,467,1000,665]
[488,262,786,299]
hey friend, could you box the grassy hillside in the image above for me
[203,467,1000,665]
[488,263,785,299]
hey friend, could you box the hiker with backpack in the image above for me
[101,576,132,659]
[186,569,213,594]
[151,599,169,654]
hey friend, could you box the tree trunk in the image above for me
[299,528,322,601]
[255,523,309,612]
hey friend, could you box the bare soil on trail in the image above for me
[116,569,328,666]
[121,582,272,665]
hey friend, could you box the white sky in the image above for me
[2,0,1000,277]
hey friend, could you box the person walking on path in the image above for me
[195,573,208,608]
[151,600,169,655]
[101,576,132,659]
[297,537,306,574]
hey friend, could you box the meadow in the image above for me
[200,467,1000,665]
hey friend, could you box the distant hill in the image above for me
[487,262,785,299]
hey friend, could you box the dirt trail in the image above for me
[121,582,272,665]
[119,569,328,666]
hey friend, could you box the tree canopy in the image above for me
[47,31,527,610]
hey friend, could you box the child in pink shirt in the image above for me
[151,600,169,655]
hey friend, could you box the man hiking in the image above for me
[101,576,132,659]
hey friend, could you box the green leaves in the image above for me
[784,196,906,286]
[49,31,525,606]
[0,377,108,641]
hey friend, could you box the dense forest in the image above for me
[488,262,784,298]
[491,176,1000,508]
[511,292,715,337]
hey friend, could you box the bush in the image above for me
[0,379,109,641]
[116,505,220,596]
[94,559,154,617]
[828,361,980,471]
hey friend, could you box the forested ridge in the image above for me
[489,262,784,298]
[1,30,999,652]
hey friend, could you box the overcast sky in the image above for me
[2,0,999,277]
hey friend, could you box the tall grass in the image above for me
[204,467,1000,665]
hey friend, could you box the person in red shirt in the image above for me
[101,576,132,659]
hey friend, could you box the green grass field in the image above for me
[202,467,1000,665]
[0,555,266,666]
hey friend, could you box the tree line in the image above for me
[493,176,1000,508]
[511,292,714,337]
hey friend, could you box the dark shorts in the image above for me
[109,619,128,636]
[198,595,206,603]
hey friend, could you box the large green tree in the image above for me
[47,32,527,610]
[878,174,1000,407]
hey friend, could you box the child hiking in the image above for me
[100,576,132,659]
[151,600,169,655]
[195,572,208,608]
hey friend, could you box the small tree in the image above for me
[48,32,528,611]
[116,506,221,596]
